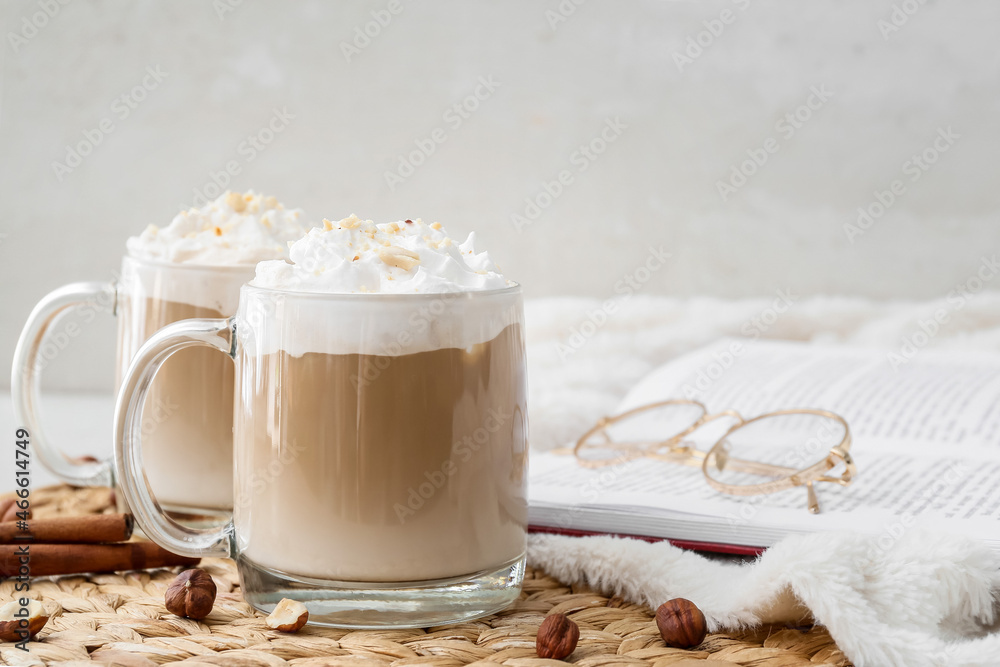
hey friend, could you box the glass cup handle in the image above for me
[11,281,118,488]
[114,316,236,558]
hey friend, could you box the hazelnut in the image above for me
[164,568,217,619]
[340,215,362,230]
[225,191,247,213]
[536,612,579,660]
[265,598,309,632]
[655,598,707,649]
[378,246,421,271]
[0,599,48,642]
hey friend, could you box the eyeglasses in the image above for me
[572,399,856,514]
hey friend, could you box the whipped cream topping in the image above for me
[126,191,307,265]
[251,215,510,294]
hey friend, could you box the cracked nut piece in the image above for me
[225,191,247,213]
[266,598,309,632]
[0,599,48,642]
[655,598,707,649]
[164,568,217,619]
[536,612,579,659]
[378,246,421,271]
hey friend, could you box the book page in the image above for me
[529,339,1000,546]
[619,339,1000,454]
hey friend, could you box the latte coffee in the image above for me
[234,323,527,582]
[116,296,235,512]
[15,190,308,513]
[111,191,306,514]
[116,214,529,627]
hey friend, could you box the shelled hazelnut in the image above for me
[0,599,48,642]
[266,598,309,632]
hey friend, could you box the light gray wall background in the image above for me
[1,0,998,391]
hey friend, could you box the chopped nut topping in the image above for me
[226,191,247,213]
[323,219,335,231]
[430,222,442,230]
[263,196,279,210]
[378,246,421,271]
[214,227,223,236]
[340,216,361,230]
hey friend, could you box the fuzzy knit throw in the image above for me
[528,530,1000,667]
[523,293,1000,667]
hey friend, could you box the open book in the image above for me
[528,339,1000,554]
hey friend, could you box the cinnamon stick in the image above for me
[0,498,25,523]
[0,542,200,577]
[0,514,133,544]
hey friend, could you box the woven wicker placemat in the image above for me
[0,486,852,667]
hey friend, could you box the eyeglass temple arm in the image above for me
[806,483,820,514]
[605,440,802,478]
[799,448,856,515]
[579,439,854,497]
[705,439,856,483]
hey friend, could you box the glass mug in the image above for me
[12,254,251,518]
[115,283,529,628]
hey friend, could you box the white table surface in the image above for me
[1,390,116,493]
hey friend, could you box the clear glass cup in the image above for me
[11,254,252,518]
[114,283,529,628]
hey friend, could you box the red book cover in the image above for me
[528,524,766,557]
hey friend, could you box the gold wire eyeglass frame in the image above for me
[572,399,857,514]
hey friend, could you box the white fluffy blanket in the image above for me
[523,294,1000,667]
[528,530,1000,667]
